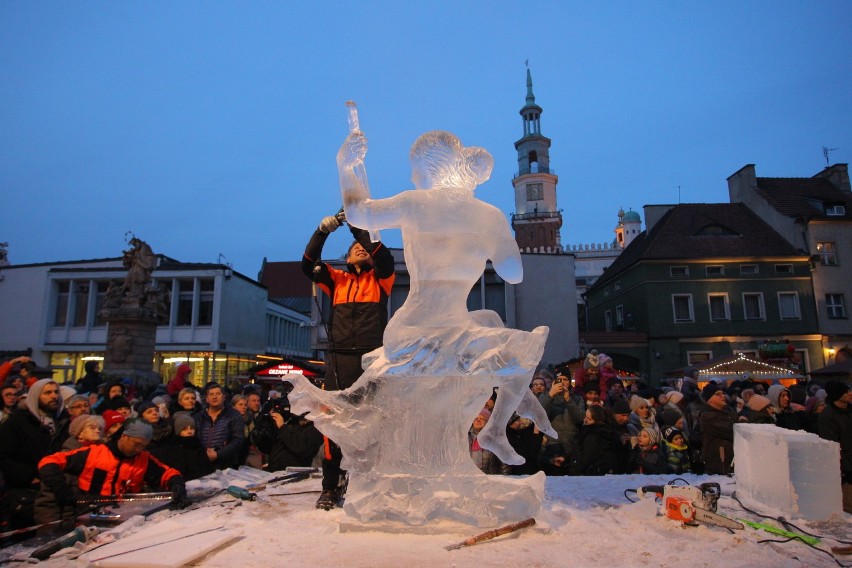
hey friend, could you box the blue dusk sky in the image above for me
[2,2,851,276]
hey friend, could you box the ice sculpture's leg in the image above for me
[516,389,558,439]
[476,376,527,465]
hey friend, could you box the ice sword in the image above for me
[344,100,380,243]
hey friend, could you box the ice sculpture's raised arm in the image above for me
[339,101,380,242]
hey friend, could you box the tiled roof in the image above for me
[756,176,852,218]
[591,203,803,290]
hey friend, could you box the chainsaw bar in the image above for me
[693,507,744,530]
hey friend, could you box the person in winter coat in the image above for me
[626,396,661,440]
[699,383,737,475]
[572,405,621,476]
[195,383,244,470]
[136,401,172,450]
[150,412,214,481]
[266,406,324,472]
[741,394,775,424]
[767,384,806,431]
[166,363,193,397]
[62,414,104,451]
[77,360,103,396]
[169,387,203,416]
[629,426,666,474]
[36,420,188,524]
[662,426,691,474]
[469,408,509,475]
[817,381,852,513]
[539,375,585,461]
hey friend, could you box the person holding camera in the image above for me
[265,402,323,472]
[301,209,395,509]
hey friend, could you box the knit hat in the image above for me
[69,414,104,439]
[122,419,153,441]
[59,385,77,402]
[102,409,125,431]
[65,394,89,410]
[136,401,157,417]
[747,394,772,412]
[152,395,170,407]
[173,411,195,434]
[584,383,600,394]
[665,391,684,405]
[611,398,631,415]
[824,380,850,403]
[629,396,649,412]
[641,426,661,445]
[104,396,131,412]
[701,383,723,402]
[660,408,682,427]
[583,352,600,370]
[663,426,683,444]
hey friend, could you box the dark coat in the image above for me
[818,403,852,482]
[267,420,324,472]
[699,406,737,475]
[630,443,667,474]
[151,435,215,481]
[0,407,70,488]
[572,424,620,476]
[195,406,245,469]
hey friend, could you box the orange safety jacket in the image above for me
[38,441,181,496]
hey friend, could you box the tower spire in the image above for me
[526,63,536,105]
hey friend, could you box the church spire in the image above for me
[519,63,543,137]
[526,65,536,105]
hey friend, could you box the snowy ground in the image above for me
[14,473,850,567]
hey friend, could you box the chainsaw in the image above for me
[637,482,743,530]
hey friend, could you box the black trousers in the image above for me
[321,350,370,492]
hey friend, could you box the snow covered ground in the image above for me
[17,472,850,567]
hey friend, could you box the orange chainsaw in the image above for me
[637,482,744,530]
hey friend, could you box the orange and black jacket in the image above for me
[38,440,183,496]
[302,225,395,351]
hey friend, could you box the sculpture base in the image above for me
[343,471,545,529]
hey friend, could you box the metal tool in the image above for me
[637,482,743,530]
[29,525,99,560]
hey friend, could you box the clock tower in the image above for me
[511,67,562,251]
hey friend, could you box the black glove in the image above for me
[53,482,77,508]
[169,478,190,510]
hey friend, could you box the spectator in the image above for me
[266,403,323,472]
[817,380,852,513]
[677,367,701,404]
[767,384,806,431]
[741,394,774,424]
[469,408,508,475]
[136,401,172,449]
[506,414,543,475]
[102,396,132,419]
[662,426,691,474]
[77,360,103,395]
[102,410,125,440]
[62,414,104,451]
[195,383,245,470]
[539,374,584,463]
[0,357,36,388]
[804,388,827,433]
[627,396,661,441]
[92,380,126,414]
[571,405,620,476]
[152,395,171,421]
[170,387,202,416]
[610,398,634,473]
[65,394,91,420]
[583,384,604,409]
[166,363,193,397]
[0,382,20,425]
[151,412,214,481]
[629,426,666,474]
[36,419,188,524]
[0,379,70,529]
[699,383,736,475]
[530,376,547,398]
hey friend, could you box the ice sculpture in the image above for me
[288,106,555,528]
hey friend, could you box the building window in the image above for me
[614,281,621,292]
[775,264,793,275]
[72,281,90,327]
[816,242,838,266]
[198,279,214,326]
[826,294,847,319]
[616,305,624,326]
[708,293,730,321]
[826,205,846,216]
[672,294,694,323]
[604,310,613,331]
[740,264,758,275]
[54,281,70,326]
[604,287,610,297]
[742,292,765,320]
[94,281,109,326]
[706,265,724,276]
[177,279,194,326]
[778,292,800,320]
[687,351,712,366]
[670,266,689,277]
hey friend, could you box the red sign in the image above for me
[255,362,317,378]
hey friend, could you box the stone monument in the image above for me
[288,104,556,529]
[98,237,169,390]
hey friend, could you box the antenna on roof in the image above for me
[822,146,838,167]
[678,185,681,204]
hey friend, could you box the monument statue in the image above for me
[288,104,556,528]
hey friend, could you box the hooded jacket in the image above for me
[166,364,193,396]
[767,384,806,431]
[0,379,70,487]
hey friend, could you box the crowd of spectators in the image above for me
[467,352,851,513]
